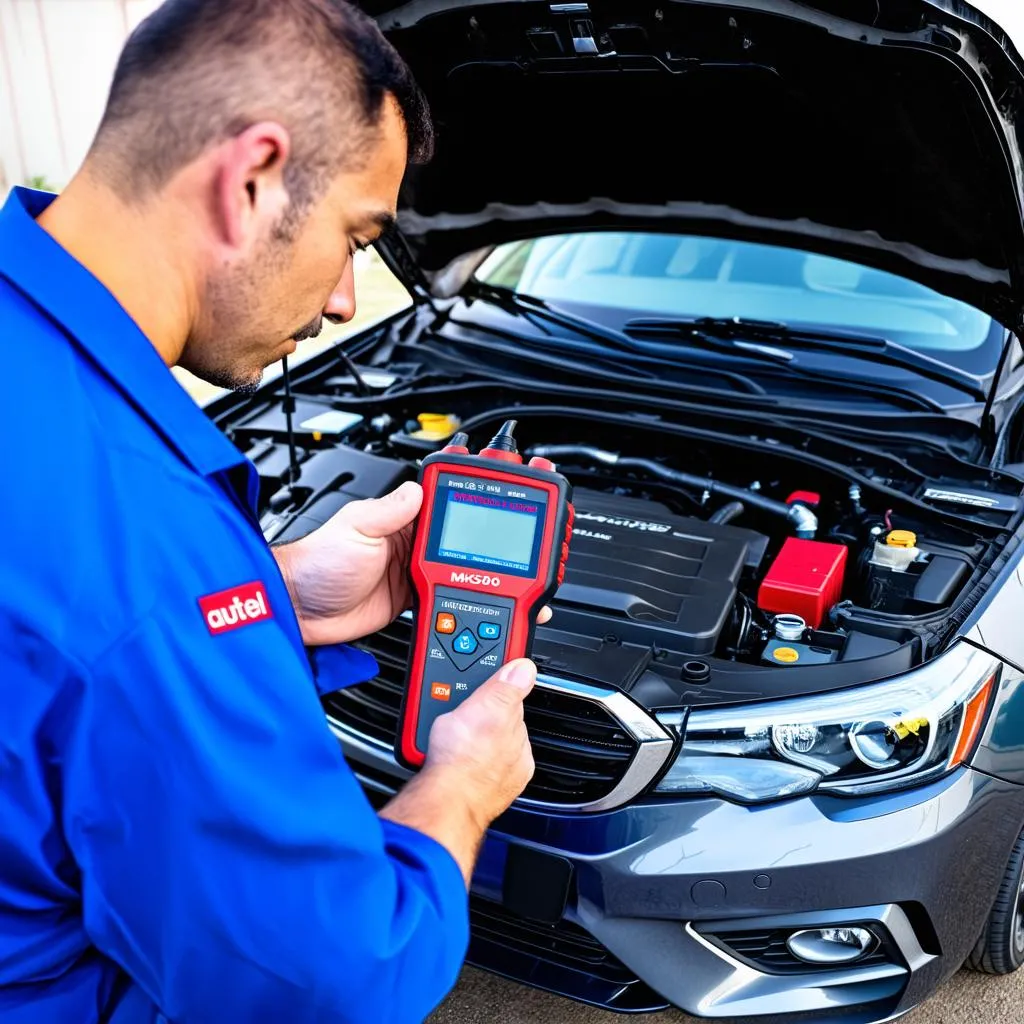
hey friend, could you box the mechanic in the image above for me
[0,2,540,1022]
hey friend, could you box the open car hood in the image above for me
[369,0,1024,325]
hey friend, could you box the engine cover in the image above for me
[542,489,767,666]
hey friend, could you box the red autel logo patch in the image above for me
[198,581,273,634]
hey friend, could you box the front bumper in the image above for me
[345,737,1024,1022]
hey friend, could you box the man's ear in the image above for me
[212,121,292,251]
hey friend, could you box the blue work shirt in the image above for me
[0,188,468,1023]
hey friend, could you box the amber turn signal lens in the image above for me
[949,675,996,768]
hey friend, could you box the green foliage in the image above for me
[23,175,57,192]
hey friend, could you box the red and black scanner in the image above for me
[396,421,574,769]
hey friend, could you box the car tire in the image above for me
[967,826,1024,975]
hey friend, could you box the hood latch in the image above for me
[550,3,602,56]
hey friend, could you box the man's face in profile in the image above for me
[180,98,407,393]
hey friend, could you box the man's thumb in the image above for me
[492,659,537,698]
[343,481,422,539]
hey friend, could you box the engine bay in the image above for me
[216,344,1024,709]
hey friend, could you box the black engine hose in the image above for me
[709,500,746,525]
[528,444,818,537]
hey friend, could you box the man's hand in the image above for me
[275,482,423,646]
[380,658,537,885]
[275,481,551,647]
[423,658,537,829]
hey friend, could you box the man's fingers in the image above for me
[537,605,553,625]
[340,481,423,539]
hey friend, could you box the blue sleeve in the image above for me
[308,642,380,697]
[62,607,467,1024]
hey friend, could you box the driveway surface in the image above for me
[431,965,1022,1023]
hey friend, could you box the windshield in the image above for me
[475,232,1002,375]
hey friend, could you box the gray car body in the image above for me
[333,539,1024,1020]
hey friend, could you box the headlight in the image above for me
[655,642,998,803]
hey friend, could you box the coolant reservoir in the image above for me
[870,530,922,573]
[760,614,840,666]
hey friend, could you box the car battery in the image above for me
[757,537,848,629]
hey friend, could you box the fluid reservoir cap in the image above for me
[773,647,800,663]
[886,529,917,548]
[410,412,461,441]
[774,613,807,641]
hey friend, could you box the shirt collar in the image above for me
[0,187,247,478]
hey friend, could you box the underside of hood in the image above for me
[370,0,1024,325]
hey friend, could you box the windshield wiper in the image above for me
[463,286,945,412]
[467,282,646,356]
[443,316,769,397]
[624,316,987,402]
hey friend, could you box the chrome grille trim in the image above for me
[328,672,675,814]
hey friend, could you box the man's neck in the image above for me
[35,172,196,367]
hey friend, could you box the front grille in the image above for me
[709,927,891,975]
[469,897,636,985]
[322,618,640,806]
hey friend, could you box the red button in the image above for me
[435,613,456,634]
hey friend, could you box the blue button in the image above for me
[453,629,479,655]
[478,622,501,640]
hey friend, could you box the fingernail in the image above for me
[499,659,536,691]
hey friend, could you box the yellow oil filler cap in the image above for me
[773,647,800,663]
[409,413,461,441]
[886,529,917,548]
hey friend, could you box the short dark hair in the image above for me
[90,0,432,219]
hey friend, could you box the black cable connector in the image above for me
[486,419,519,454]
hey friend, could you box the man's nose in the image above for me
[324,260,357,324]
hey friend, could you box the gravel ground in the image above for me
[430,965,1024,1024]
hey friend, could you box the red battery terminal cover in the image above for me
[757,537,848,629]
[786,490,821,507]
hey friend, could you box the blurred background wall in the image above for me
[1,1,161,194]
